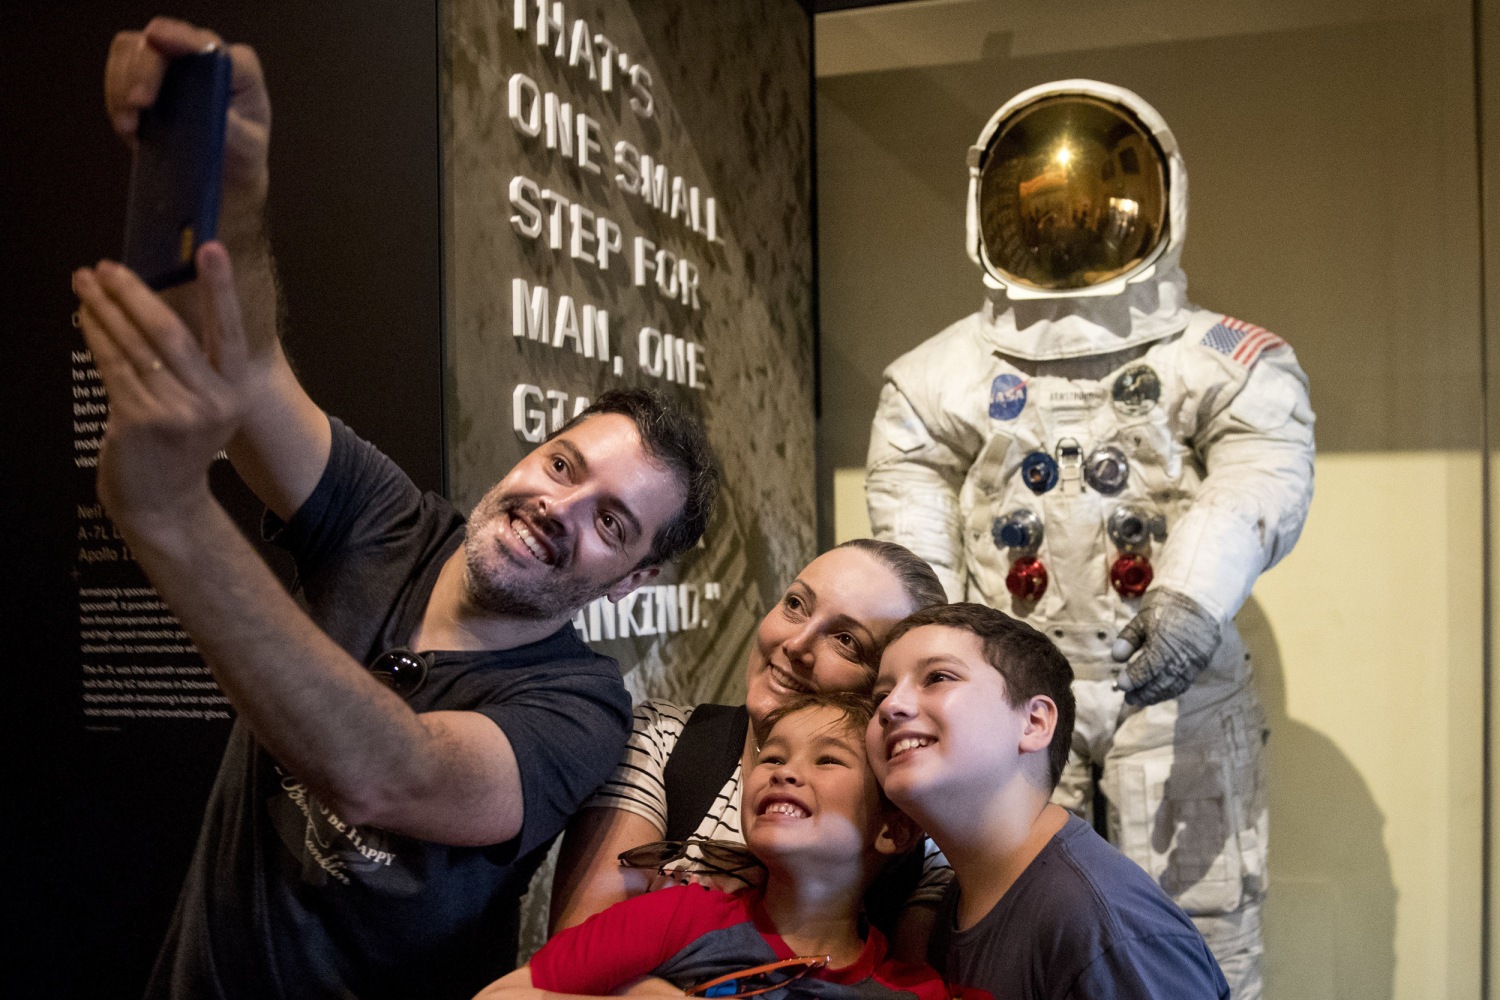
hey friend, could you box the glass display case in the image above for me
[815,2,1492,996]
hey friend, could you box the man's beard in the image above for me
[461,494,609,621]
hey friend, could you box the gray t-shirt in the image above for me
[146,417,632,1000]
[932,815,1230,1000]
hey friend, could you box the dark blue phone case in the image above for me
[122,49,232,290]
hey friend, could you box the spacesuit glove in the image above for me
[1111,588,1222,706]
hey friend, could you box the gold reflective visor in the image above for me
[977,95,1168,291]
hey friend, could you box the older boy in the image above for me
[475,692,945,1000]
[868,604,1229,1000]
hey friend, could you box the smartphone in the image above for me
[122,48,232,290]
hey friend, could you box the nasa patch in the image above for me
[989,373,1028,421]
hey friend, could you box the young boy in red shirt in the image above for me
[474,692,947,1000]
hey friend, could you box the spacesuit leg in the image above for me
[1098,628,1268,999]
[1052,676,1127,825]
[1193,905,1264,1000]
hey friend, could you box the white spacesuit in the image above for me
[866,80,1314,998]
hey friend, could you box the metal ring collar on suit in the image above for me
[1083,446,1129,495]
[1021,452,1059,494]
[993,508,1044,551]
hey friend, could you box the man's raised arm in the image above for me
[105,17,329,521]
[73,246,525,847]
[83,19,537,846]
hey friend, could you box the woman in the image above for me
[549,538,947,940]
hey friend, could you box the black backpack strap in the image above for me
[661,703,749,842]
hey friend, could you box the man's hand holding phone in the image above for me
[107,17,271,232]
[105,16,285,388]
[98,18,331,521]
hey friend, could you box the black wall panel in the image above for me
[3,3,442,993]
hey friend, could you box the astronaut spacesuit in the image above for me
[866,80,1314,999]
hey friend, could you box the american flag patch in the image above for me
[1200,316,1286,368]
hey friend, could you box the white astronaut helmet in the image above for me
[967,80,1193,360]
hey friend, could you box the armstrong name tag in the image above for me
[1043,384,1107,414]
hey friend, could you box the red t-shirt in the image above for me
[531,885,948,1000]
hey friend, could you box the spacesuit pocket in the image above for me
[1110,749,1245,915]
[969,428,1018,497]
[1225,698,1269,900]
[870,385,932,459]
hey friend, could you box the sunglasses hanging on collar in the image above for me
[367,648,432,699]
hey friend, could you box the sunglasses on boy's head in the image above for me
[617,837,766,888]
[684,955,831,998]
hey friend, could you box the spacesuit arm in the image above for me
[1154,349,1316,623]
[866,381,974,602]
